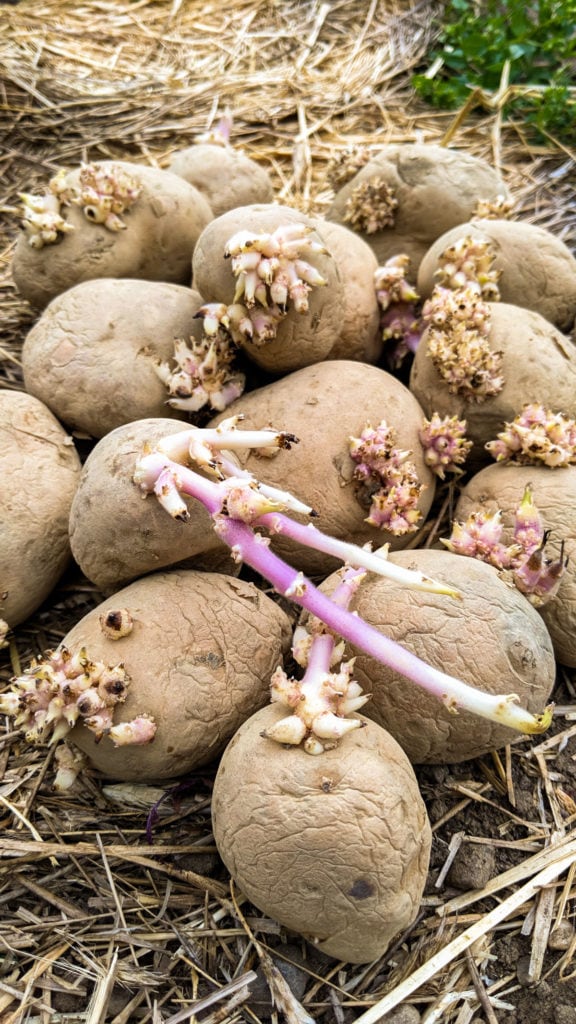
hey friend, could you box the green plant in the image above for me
[412,0,576,143]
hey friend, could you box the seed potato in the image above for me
[66,570,292,780]
[168,142,274,216]
[212,704,431,963]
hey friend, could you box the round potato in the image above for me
[0,390,81,628]
[68,418,232,590]
[212,704,431,963]
[327,144,508,272]
[65,570,292,780]
[13,161,213,309]
[417,219,576,332]
[168,143,274,216]
[22,280,206,438]
[314,548,556,763]
[192,204,345,374]
[454,462,576,667]
[209,360,436,576]
[410,302,576,469]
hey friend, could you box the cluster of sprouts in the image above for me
[419,413,472,479]
[486,404,576,467]
[423,285,504,402]
[0,645,156,754]
[444,485,567,607]
[155,332,245,414]
[344,177,398,234]
[349,421,424,534]
[374,256,422,367]
[19,162,142,247]
[473,195,515,220]
[263,568,369,753]
[434,235,501,301]
[326,145,371,188]
[131,419,552,738]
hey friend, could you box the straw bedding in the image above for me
[1,2,576,1021]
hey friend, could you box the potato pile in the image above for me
[5,139,576,966]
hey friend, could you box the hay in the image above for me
[1,1,576,1021]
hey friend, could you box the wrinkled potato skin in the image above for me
[417,219,576,332]
[168,143,274,216]
[69,419,231,590]
[327,145,507,272]
[318,221,382,362]
[22,280,206,438]
[455,463,576,667]
[0,391,81,627]
[210,361,436,575]
[13,162,213,309]
[315,549,555,763]
[212,704,431,963]
[410,303,576,469]
[67,571,292,780]
[192,204,345,373]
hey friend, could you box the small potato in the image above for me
[210,360,436,576]
[212,704,431,963]
[66,570,292,780]
[327,144,508,273]
[22,280,206,438]
[13,161,213,309]
[0,390,81,628]
[410,303,576,468]
[168,143,274,216]
[192,204,345,374]
[454,463,576,667]
[417,219,576,332]
[314,549,556,763]
[68,418,232,590]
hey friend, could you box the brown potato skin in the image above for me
[212,704,431,963]
[315,549,555,763]
[0,390,81,627]
[327,145,508,272]
[410,303,576,469]
[454,463,576,667]
[210,360,436,576]
[317,221,382,363]
[22,280,206,438]
[68,419,232,590]
[417,220,576,332]
[192,204,345,373]
[168,143,274,216]
[12,162,213,309]
[67,571,292,780]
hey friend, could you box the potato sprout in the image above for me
[486,403,576,467]
[133,419,553,737]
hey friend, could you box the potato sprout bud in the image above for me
[19,192,75,249]
[350,421,424,534]
[0,645,156,754]
[155,335,245,413]
[326,145,371,188]
[419,413,472,479]
[486,403,576,467]
[99,609,134,640]
[53,744,87,791]
[434,235,501,300]
[70,162,142,231]
[344,176,398,234]
[224,223,328,315]
[443,485,567,606]
[473,195,514,220]
[423,287,504,402]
